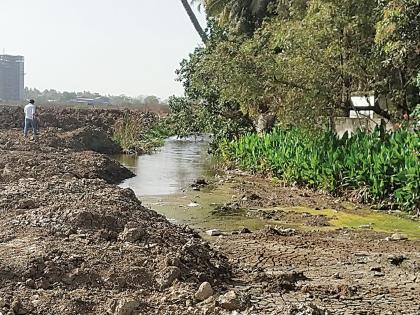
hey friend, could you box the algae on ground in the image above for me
[274,206,420,239]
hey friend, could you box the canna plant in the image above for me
[219,126,420,212]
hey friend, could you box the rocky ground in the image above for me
[0,107,419,314]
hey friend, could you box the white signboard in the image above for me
[350,95,374,118]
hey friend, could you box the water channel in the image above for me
[115,136,420,238]
[115,136,271,233]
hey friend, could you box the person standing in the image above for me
[24,99,37,137]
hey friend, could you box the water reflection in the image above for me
[116,135,211,196]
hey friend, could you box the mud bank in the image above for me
[214,228,420,314]
[138,170,420,314]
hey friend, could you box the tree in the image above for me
[375,0,420,116]
[180,0,208,43]
[177,0,419,136]
[144,95,160,105]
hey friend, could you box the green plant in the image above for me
[219,127,420,212]
[112,114,169,154]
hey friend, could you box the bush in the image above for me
[112,113,169,154]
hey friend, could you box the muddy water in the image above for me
[116,135,212,196]
[115,136,271,232]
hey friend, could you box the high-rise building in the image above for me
[0,55,24,101]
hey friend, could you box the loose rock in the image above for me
[386,233,408,241]
[195,282,214,301]
[218,290,243,311]
[206,229,222,236]
[288,303,331,315]
[111,298,138,315]
[159,266,182,288]
[119,227,145,243]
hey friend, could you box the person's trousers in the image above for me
[24,118,37,137]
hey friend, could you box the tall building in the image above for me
[0,55,24,101]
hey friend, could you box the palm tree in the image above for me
[180,0,208,43]
[202,0,275,34]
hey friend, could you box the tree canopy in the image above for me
[176,0,419,131]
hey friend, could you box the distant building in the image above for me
[69,96,111,106]
[0,55,24,101]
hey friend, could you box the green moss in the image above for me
[275,206,420,239]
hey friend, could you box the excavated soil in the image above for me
[0,106,158,132]
[0,109,230,315]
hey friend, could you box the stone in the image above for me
[164,255,182,268]
[111,298,138,315]
[373,271,385,277]
[0,296,5,307]
[288,303,331,315]
[188,202,200,208]
[206,229,222,236]
[386,233,408,241]
[25,278,35,288]
[11,298,26,315]
[218,291,242,311]
[119,227,145,243]
[195,282,214,301]
[35,277,50,290]
[239,228,252,234]
[160,266,181,288]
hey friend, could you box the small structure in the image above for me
[69,96,111,106]
[350,94,375,119]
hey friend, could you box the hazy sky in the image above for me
[1,0,206,99]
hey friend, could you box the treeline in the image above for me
[171,0,419,138]
[24,87,167,107]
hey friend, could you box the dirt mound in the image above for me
[0,127,121,154]
[0,106,158,132]
[0,186,230,313]
[53,126,121,154]
[0,177,230,314]
[0,150,132,184]
[0,120,230,314]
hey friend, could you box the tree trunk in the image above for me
[180,0,208,43]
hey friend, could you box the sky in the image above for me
[0,0,206,99]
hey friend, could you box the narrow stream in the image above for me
[115,136,271,232]
[116,135,212,196]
